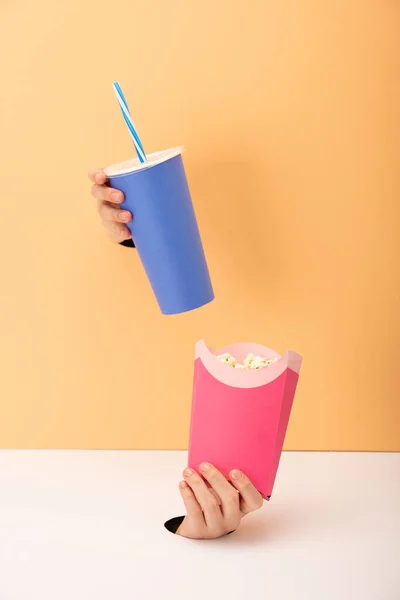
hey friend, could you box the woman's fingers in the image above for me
[89,167,131,244]
[97,202,132,243]
[179,481,204,522]
[103,221,131,243]
[183,469,214,507]
[176,482,207,539]
[98,202,131,224]
[88,168,107,185]
[199,463,239,518]
[208,488,222,505]
[91,183,124,204]
[230,470,263,515]
[177,467,262,539]
[183,469,222,529]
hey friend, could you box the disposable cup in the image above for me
[105,148,214,315]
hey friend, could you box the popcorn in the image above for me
[216,352,278,370]
[243,353,254,366]
[216,353,236,367]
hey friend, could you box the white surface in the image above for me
[0,451,399,600]
[104,146,184,176]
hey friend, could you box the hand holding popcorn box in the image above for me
[188,340,303,499]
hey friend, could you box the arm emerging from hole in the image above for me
[165,463,264,540]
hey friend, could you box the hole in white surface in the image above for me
[164,515,185,535]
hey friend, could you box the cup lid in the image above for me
[104,146,184,177]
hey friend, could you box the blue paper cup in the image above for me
[104,147,214,315]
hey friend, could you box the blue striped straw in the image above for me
[112,81,147,163]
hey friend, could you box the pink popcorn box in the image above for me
[188,340,303,499]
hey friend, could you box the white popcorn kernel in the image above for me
[266,357,279,365]
[216,350,276,370]
[217,353,232,365]
[251,357,263,369]
[243,353,254,366]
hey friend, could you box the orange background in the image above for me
[0,0,399,450]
